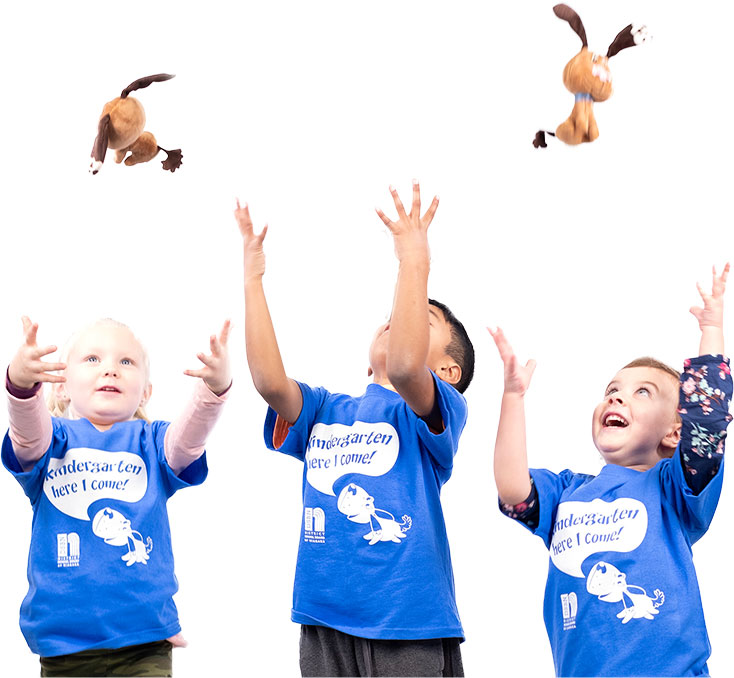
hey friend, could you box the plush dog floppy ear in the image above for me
[553,3,587,47]
[607,24,649,58]
[533,5,649,149]
[90,73,183,174]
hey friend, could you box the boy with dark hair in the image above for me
[490,265,731,677]
[236,181,474,677]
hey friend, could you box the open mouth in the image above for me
[97,386,121,393]
[603,413,628,428]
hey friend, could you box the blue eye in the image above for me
[86,356,99,363]
[605,387,617,397]
[637,387,650,396]
[121,358,132,366]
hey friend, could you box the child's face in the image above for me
[59,323,151,430]
[592,367,680,469]
[368,304,456,381]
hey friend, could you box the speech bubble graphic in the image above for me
[306,421,399,496]
[549,498,647,577]
[43,447,148,520]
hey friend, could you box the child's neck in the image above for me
[372,376,397,392]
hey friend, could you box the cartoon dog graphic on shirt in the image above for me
[92,507,153,566]
[586,561,664,623]
[337,483,412,545]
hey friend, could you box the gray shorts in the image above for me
[300,624,463,677]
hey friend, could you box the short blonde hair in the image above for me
[622,356,680,381]
[47,318,151,422]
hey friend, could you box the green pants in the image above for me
[40,640,172,677]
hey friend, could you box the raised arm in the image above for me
[6,317,65,470]
[165,321,232,475]
[234,200,302,424]
[690,263,729,357]
[678,264,732,496]
[375,182,439,417]
[490,327,537,506]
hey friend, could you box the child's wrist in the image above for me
[244,273,264,287]
[397,250,430,269]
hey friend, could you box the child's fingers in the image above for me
[21,315,34,336]
[23,319,39,346]
[234,200,252,231]
[389,185,408,220]
[713,263,730,294]
[375,208,393,230]
[488,326,512,361]
[411,179,421,216]
[32,358,65,372]
[422,196,439,227]
[195,351,216,368]
[218,320,231,347]
[37,372,66,384]
[183,368,205,379]
[525,359,538,378]
[32,344,59,360]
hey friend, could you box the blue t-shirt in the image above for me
[516,356,732,677]
[264,374,467,639]
[2,417,207,657]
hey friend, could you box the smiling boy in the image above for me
[490,265,732,677]
[236,182,474,677]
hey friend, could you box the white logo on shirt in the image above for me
[587,561,665,623]
[56,532,80,567]
[92,507,153,566]
[304,507,326,543]
[337,483,412,545]
[560,592,577,630]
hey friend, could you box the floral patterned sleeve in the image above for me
[678,355,733,495]
[498,476,540,529]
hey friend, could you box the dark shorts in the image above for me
[40,640,173,677]
[300,624,463,677]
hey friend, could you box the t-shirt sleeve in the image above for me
[660,355,733,542]
[263,381,330,461]
[513,468,578,548]
[153,420,208,496]
[415,372,468,471]
[2,419,66,507]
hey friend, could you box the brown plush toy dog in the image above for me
[90,74,183,174]
[533,5,649,148]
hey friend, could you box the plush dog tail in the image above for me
[121,73,175,99]
[158,146,183,172]
[533,130,556,149]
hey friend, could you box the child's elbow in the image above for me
[386,360,424,391]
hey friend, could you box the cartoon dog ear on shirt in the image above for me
[533,4,650,148]
[90,74,183,174]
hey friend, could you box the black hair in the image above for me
[429,299,475,393]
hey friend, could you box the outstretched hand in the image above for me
[184,320,232,395]
[375,180,438,262]
[8,316,66,390]
[489,327,536,396]
[234,199,268,281]
[690,263,729,330]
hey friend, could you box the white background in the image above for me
[1,1,733,675]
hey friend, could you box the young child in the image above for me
[236,182,475,677]
[490,265,731,677]
[3,316,231,677]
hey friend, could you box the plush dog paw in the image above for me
[632,24,651,45]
